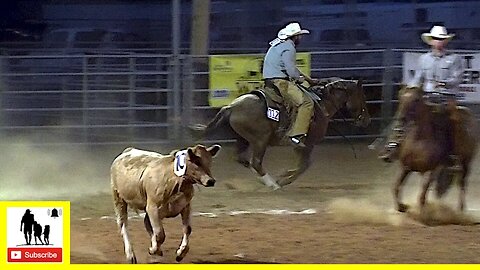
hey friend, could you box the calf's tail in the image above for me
[112,187,128,228]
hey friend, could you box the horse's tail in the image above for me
[435,167,455,198]
[188,106,232,139]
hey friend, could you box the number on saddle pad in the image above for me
[267,107,280,122]
[174,150,187,176]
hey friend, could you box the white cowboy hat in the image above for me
[277,22,310,40]
[421,25,455,44]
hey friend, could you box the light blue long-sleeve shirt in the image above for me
[262,39,301,80]
[409,51,464,95]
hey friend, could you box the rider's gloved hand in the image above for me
[296,76,305,84]
[308,78,320,86]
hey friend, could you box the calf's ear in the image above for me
[207,144,222,158]
[187,148,199,160]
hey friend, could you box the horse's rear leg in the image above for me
[113,189,137,263]
[278,137,315,187]
[235,137,250,168]
[458,166,469,211]
[393,169,411,212]
[250,143,280,190]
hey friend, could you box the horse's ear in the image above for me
[357,78,363,88]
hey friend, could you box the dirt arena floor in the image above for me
[2,141,480,263]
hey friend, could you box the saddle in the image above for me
[250,82,328,141]
[249,89,291,140]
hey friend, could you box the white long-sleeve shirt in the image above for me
[262,39,302,80]
[409,51,464,95]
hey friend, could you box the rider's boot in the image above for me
[378,125,404,163]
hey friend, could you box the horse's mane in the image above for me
[310,77,358,96]
[399,85,423,98]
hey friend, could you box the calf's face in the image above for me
[185,144,221,187]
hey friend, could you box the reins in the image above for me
[296,80,359,159]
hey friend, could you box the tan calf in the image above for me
[111,144,221,263]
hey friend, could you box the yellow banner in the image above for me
[209,53,311,107]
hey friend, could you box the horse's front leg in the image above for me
[393,169,411,212]
[250,142,280,190]
[419,171,435,209]
[235,137,250,168]
[146,203,165,256]
[176,204,192,262]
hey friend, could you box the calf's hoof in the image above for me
[175,246,189,262]
[127,255,137,264]
[148,247,163,256]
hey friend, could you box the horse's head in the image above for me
[397,85,424,123]
[313,78,370,127]
[346,79,371,127]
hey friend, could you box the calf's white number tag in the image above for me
[174,150,187,176]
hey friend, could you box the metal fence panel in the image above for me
[0,53,174,145]
[1,49,478,146]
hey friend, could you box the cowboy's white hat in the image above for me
[277,22,310,40]
[421,25,455,44]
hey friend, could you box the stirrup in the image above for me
[384,141,400,149]
[290,134,307,148]
[378,141,400,162]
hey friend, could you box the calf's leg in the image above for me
[113,189,137,263]
[176,204,192,262]
[146,203,165,256]
[144,213,153,237]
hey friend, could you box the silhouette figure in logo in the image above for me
[33,221,44,245]
[20,209,34,245]
[43,225,50,245]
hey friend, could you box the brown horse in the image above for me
[390,86,478,212]
[190,77,370,189]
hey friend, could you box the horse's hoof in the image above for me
[382,157,393,163]
[271,184,281,191]
[277,177,293,188]
[280,170,295,178]
[236,159,250,168]
[378,153,393,163]
[397,203,409,213]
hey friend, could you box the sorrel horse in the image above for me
[390,86,478,212]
